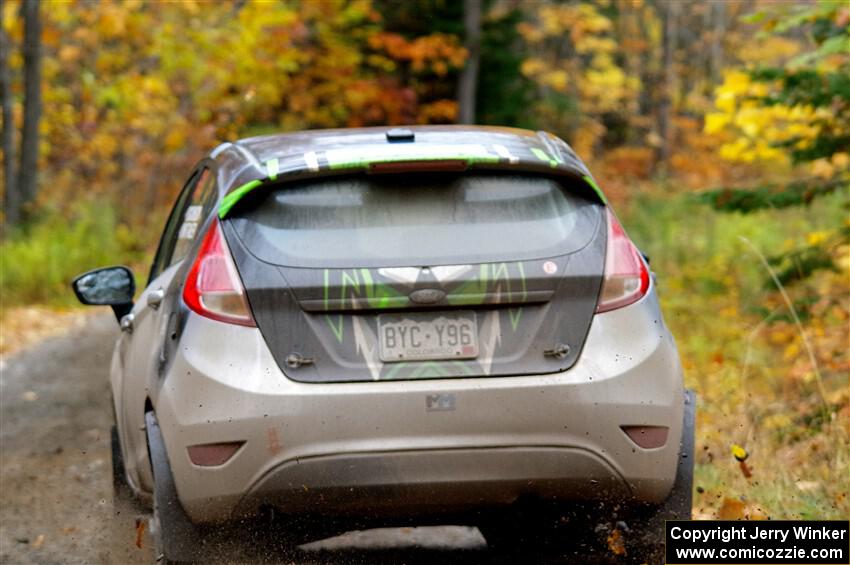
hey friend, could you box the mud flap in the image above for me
[670,388,696,518]
[624,389,695,564]
[145,411,205,563]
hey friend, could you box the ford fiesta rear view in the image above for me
[72,125,694,564]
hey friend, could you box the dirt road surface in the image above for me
[1,314,619,564]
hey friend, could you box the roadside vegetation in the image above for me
[626,190,849,520]
[1,0,847,520]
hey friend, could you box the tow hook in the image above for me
[544,343,571,359]
[285,353,314,369]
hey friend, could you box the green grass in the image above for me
[621,190,850,520]
[1,202,148,310]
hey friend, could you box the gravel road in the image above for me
[0,314,618,565]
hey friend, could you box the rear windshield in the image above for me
[229,173,602,268]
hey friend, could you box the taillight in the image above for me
[183,220,256,327]
[596,209,650,313]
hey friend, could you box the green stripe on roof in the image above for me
[266,158,279,180]
[530,147,559,168]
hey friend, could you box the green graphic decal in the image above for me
[265,158,279,180]
[446,262,527,324]
[447,264,488,305]
[323,268,408,341]
[509,261,527,331]
[323,268,330,311]
[323,269,345,343]
[384,360,475,381]
[383,361,409,380]
[359,269,409,309]
[340,269,360,304]
[582,174,608,204]
[531,147,562,168]
[410,362,449,379]
[326,314,344,343]
[218,179,261,218]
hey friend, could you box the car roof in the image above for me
[210,125,605,218]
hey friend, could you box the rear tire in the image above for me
[477,514,543,553]
[477,503,598,559]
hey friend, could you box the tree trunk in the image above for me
[458,0,481,124]
[656,0,677,171]
[1,4,19,229]
[709,1,726,86]
[18,0,41,217]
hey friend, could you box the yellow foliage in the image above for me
[518,1,640,151]
[737,35,802,66]
[783,342,801,361]
[832,153,850,169]
[720,70,752,96]
[706,59,847,171]
[811,158,835,179]
[806,231,829,246]
[705,113,731,134]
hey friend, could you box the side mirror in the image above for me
[72,266,136,321]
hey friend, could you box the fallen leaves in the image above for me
[0,307,95,358]
[134,518,146,549]
[606,528,626,556]
[718,497,769,520]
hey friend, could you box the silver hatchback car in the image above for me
[73,125,693,564]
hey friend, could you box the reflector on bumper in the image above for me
[621,426,669,449]
[186,441,245,467]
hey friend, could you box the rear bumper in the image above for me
[152,286,685,524]
[234,446,629,518]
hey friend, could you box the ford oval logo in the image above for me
[409,288,446,305]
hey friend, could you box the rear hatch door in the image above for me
[224,172,605,383]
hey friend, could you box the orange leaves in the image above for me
[519,4,612,44]
[606,528,627,557]
[417,100,458,124]
[95,2,129,40]
[369,32,466,75]
[134,518,146,549]
[360,29,466,126]
[717,498,768,520]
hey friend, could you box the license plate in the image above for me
[378,311,479,363]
